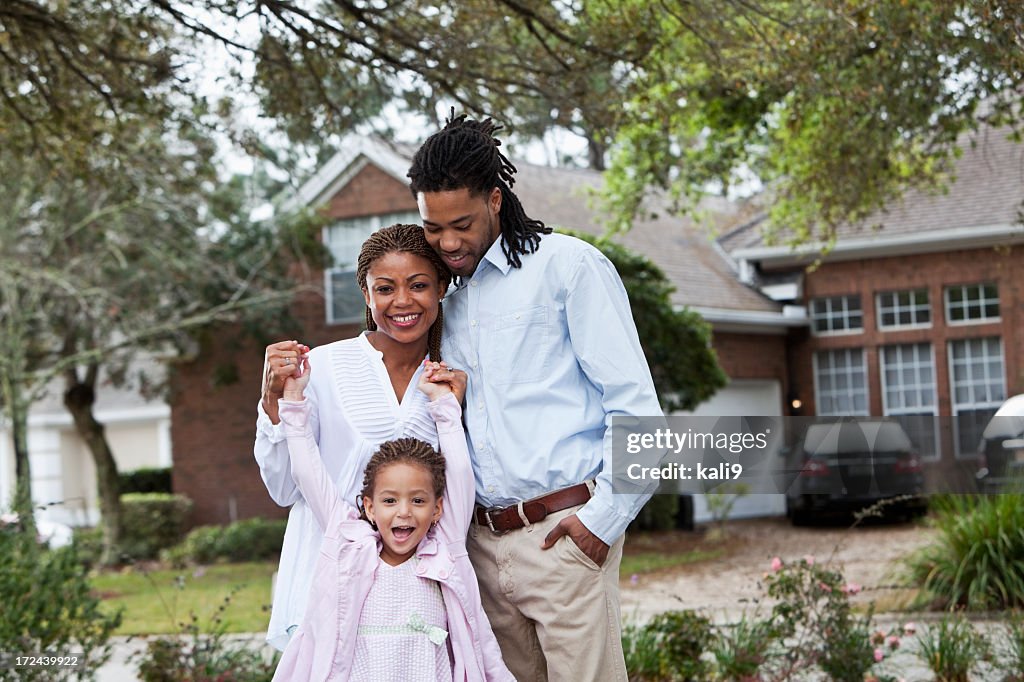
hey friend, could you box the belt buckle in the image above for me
[482,507,508,535]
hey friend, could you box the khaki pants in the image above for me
[467,505,627,682]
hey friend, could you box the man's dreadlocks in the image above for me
[407,112,552,270]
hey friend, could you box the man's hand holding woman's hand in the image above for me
[418,361,467,404]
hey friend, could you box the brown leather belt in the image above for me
[473,482,594,534]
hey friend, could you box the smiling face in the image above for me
[417,187,502,278]
[362,251,442,350]
[363,462,443,566]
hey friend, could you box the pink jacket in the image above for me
[272,393,514,681]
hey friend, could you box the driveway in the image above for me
[620,515,937,624]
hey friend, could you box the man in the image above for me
[408,113,664,681]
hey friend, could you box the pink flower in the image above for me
[887,635,901,650]
[841,582,862,595]
[818,581,832,592]
[804,554,815,565]
[873,647,884,662]
[770,556,783,572]
[0,512,18,525]
[630,574,639,586]
[903,622,916,635]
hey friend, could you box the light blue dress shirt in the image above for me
[440,232,664,544]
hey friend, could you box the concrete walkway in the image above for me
[96,634,273,681]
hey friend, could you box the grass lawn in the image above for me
[620,547,725,577]
[91,562,276,635]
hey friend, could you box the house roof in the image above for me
[728,128,1024,267]
[298,137,790,330]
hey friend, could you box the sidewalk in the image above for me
[97,634,273,681]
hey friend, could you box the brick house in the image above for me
[724,126,1024,474]
[170,137,796,526]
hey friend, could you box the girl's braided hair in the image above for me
[355,223,451,361]
[407,111,552,271]
[359,438,447,524]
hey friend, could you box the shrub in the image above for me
[119,467,172,495]
[906,494,1024,610]
[629,482,680,531]
[0,514,122,680]
[121,493,193,561]
[71,525,104,569]
[916,614,989,682]
[622,621,665,681]
[764,557,877,681]
[1000,611,1024,681]
[711,613,775,680]
[163,518,286,567]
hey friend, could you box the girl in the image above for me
[272,359,513,681]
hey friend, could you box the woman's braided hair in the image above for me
[407,111,552,271]
[355,223,451,361]
[359,437,447,525]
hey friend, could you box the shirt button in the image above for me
[417,565,426,575]
[470,281,478,287]
[486,486,495,493]
[470,320,477,327]
[477,403,484,410]
[439,570,449,579]
[470,361,477,368]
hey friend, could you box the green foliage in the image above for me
[622,621,665,681]
[121,494,194,561]
[133,583,278,681]
[916,614,989,682]
[163,518,286,567]
[120,467,173,495]
[564,230,727,411]
[0,516,121,681]
[906,494,1024,610]
[711,613,775,680]
[622,610,714,681]
[1003,610,1024,681]
[599,1,1024,244]
[71,526,105,570]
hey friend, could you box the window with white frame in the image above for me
[948,337,1006,455]
[810,295,863,335]
[880,343,939,459]
[324,212,421,323]
[877,289,930,329]
[945,283,999,325]
[814,348,869,416]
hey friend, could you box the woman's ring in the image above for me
[284,357,292,366]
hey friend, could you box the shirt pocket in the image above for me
[484,305,551,385]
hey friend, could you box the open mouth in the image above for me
[391,526,415,542]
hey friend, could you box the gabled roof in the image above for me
[295,136,793,331]
[728,127,1024,267]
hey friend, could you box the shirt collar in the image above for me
[481,236,513,276]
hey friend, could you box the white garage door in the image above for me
[673,379,786,521]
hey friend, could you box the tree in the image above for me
[0,120,326,563]
[8,2,1022,241]
[597,1,1024,243]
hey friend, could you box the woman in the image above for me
[253,224,470,654]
